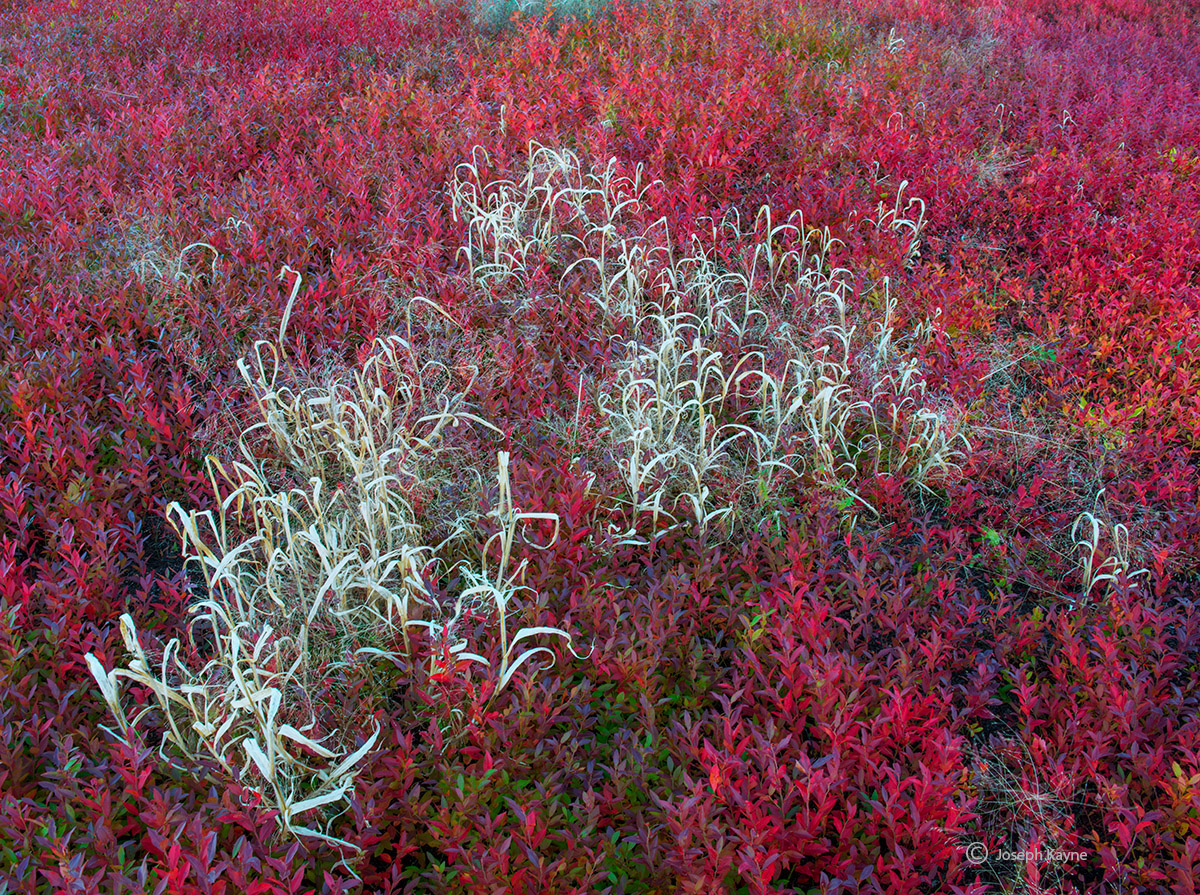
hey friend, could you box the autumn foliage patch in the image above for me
[2,0,1199,892]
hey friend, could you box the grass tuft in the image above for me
[87,266,588,850]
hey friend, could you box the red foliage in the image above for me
[2,0,1199,891]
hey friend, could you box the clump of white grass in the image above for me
[451,141,652,304]
[87,610,381,852]
[454,141,968,537]
[87,267,588,851]
[581,206,853,536]
[593,213,966,535]
[733,274,969,526]
[600,316,757,535]
[1070,489,1148,604]
[413,451,591,706]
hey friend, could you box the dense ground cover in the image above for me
[2,0,1199,891]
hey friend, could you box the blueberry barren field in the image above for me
[2,0,1200,892]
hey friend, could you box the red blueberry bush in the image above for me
[2,0,1199,892]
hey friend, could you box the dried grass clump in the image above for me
[88,267,588,851]
[590,201,968,536]
[1070,489,1148,604]
[601,311,756,535]
[454,141,971,538]
[415,449,591,704]
[451,141,652,303]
